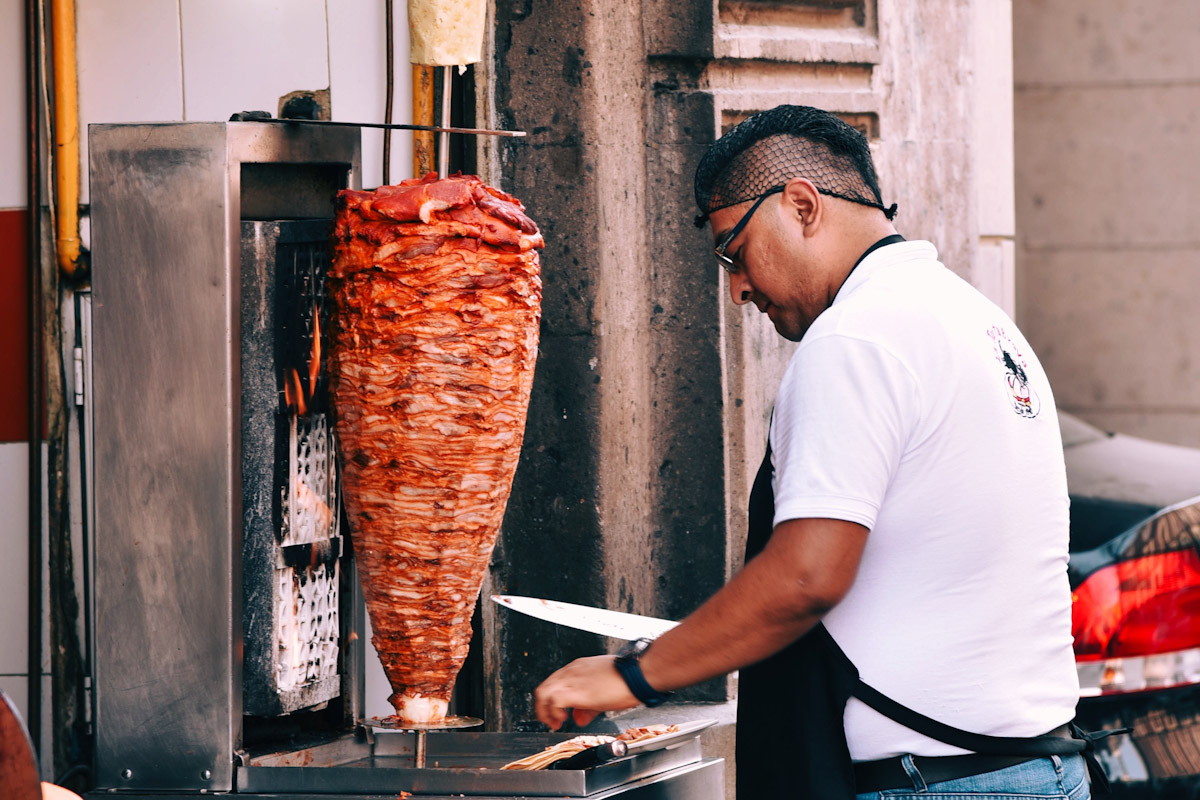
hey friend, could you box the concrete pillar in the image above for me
[478,0,730,733]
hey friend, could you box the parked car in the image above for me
[1062,412,1200,797]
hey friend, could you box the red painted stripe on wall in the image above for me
[0,209,30,443]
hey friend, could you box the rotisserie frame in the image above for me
[89,122,361,793]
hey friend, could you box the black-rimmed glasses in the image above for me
[714,186,784,273]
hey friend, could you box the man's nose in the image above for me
[728,270,753,306]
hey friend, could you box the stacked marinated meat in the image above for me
[329,173,542,723]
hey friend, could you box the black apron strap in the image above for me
[853,677,1126,794]
[852,680,1084,757]
[736,438,860,799]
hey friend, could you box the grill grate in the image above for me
[282,413,339,547]
[275,560,341,692]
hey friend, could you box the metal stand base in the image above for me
[358,716,483,767]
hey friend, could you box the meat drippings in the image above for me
[330,173,543,723]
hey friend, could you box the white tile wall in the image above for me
[77,0,186,205]
[328,0,414,188]
[180,0,330,123]
[363,614,395,719]
[1,0,26,207]
[72,0,420,198]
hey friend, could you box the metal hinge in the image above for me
[83,675,93,732]
[73,347,84,406]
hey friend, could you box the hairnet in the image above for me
[693,105,897,227]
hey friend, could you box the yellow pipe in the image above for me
[52,0,81,278]
[413,64,436,177]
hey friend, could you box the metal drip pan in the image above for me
[238,731,705,796]
[359,715,484,730]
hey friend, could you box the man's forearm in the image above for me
[531,518,867,728]
[635,518,867,691]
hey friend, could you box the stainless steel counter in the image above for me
[82,757,724,800]
[241,732,705,796]
[82,729,724,799]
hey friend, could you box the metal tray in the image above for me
[624,719,717,754]
[237,731,705,796]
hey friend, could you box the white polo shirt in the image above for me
[770,240,1079,761]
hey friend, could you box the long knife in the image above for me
[491,595,679,641]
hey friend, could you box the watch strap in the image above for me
[614,638,673,708]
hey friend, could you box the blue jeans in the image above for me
[856,753,1090,799]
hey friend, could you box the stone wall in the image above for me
[476,0,1014,747]
[1014,0,1200,445]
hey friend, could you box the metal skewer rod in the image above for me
[438,66,452,178]
[415,729,428,769]
[235,116,525,137]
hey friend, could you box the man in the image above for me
[534,105,1089,799]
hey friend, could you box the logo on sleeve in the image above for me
[988,326,1040,419]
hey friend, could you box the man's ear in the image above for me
[783,178,821,237]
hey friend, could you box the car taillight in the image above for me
[1072,548,1200,695]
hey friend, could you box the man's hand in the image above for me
[534,655,640,730]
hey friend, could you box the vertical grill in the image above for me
[88,121,362,792]
[242,219,345,717]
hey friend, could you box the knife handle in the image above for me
[550,739,628,770]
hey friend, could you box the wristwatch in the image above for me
[613,637,674,708]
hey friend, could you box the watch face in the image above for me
[619,637,651,660]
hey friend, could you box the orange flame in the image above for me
[287,369,308,417]
[283,305,322,417]
[309,311,321,395]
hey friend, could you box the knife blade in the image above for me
[490,595,679,640]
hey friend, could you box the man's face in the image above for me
[708,190,821,342]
